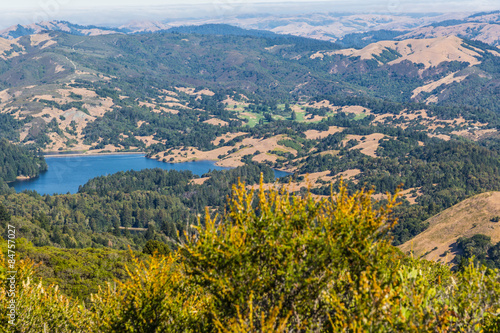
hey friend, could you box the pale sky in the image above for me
[0,0,498,29]
[1,0,498,9]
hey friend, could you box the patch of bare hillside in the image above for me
[0,37,25,59]
[152,134,298,169]
[315,36,483,69]
[370,109,491,138]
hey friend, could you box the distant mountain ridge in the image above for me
[399,11,500,46]
[0,12,488,47]
[0,21,286,40]
[1,10,499,46]
[0,21,123,39]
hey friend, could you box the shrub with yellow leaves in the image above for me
[0,253,92,332]
[181,180,400,331]
[2,178,500,332]
[90,253,210,333]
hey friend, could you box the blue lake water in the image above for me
[11,154,290,195]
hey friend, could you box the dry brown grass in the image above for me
[402,190,421,205]
[399,191,500,264]
[305,100,337,111]
[428,133,451,141]
[371,188,422,204]
[160,95,179,102]
[249,171,334,193]
[30,34,57,49]
[153,134,297,169]
[0,89,11,102]
[175,87,214,97]
[211,132,247,146]
[0,37,24,60]
[302,114,325,122]
[138,101,156,108]
[160,89,178,96]
[400,22,500,47]
[341,105,370,115]
[222,97,249,107]
[304,126,344,140]
[247,169,360,199]
[336,169,361,180]
[370,110,480,136]
[203,118,228,126]
[252,152,280,164]
[388,187,424,205]
[317,36,482,69]
[344,133,386,157]
[412,72,468,99]
[135,135,163,145]
[451,128,499,141]
[190,177,210,185]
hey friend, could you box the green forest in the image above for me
[455,234,500,270]
[0,139,46,192]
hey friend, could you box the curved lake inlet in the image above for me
[11,154,290,195]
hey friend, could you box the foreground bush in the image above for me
[0,255,92,332]
[181,181,399,331]
[2,180,500,332]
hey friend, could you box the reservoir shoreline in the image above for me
[12,154,290,195]
[43,151,145,158]
[42,150,295,173]
[43,152,294,173]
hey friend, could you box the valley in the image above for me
[1,18,500,247]
[2,8,500,331]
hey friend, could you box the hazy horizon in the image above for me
[0,1,498,30]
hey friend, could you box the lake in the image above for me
[11,154,290,195]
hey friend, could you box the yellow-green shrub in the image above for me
[181,181,400,331]
[89,253,210,333]
[0,254,92,332]
[2,179,500,332]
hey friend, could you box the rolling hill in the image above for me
[0,21,123,39]
[2,21,500,323]
[3,12,500,331]
[400,11,500,46]
[1,11,498,47]
[399,191,500,263]
[317,35,483,69]
[0,13,466,41]
[0,25,498,157]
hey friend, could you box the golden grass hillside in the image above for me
[312,36,485,68]
[399,191,500,264]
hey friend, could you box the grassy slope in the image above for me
[398,191,500,264]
